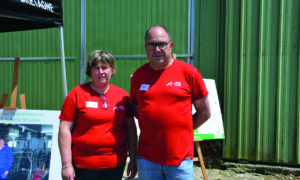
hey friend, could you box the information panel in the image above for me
[0,109,61,180]
[193,79,225,140]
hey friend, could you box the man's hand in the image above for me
[127,160,137,180]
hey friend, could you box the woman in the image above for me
[58,50,137,180]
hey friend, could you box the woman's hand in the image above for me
[61,166,75,180]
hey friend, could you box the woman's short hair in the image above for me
[86,50,116,78]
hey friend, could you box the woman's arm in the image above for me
[125,116,137,180]
[58,120,75,180]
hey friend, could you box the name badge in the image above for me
[86,101,98,108]
[140,84,150,91]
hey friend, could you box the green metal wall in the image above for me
[85,0,190,92]
[224,0,300,165]
[195,0,225,108]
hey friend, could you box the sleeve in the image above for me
[188,67,209,101]
[59,89,77,121]
[129,73,138,106]
[121,91,134,118]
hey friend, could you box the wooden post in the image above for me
[20,94,26,109]
[3,57,22,110]
[0,94,8,108]
[10,57,20,108]
[193,139,208,180]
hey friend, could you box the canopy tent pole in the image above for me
[59,26,68,98]
[80,0,86,84]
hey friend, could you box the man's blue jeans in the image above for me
[137,156,194,180]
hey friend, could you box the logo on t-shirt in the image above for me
[139,84,150,91]
[166,81,181,87]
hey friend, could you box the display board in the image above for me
[0,109,61,180]
[193,79,225,140]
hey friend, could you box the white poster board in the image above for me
[193,79,225,140]
[0,109,61,180]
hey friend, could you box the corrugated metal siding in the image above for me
[195,0,225,109]
[85,0,189,92]
[196,0,221,78]
[63,0,81,90]
[0,0,81,110]
[224,0,300,165]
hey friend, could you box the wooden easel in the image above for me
[193,139,208,180]
[0,57,26,109]
[173,53,176,59]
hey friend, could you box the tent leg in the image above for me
[59,26,68,98]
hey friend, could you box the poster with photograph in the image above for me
[0,109,61,180]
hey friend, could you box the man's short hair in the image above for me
[145,24,171,42]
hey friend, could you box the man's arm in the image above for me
[132,105,138,119]
[193,96,211,129]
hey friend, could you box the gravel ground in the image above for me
[123,165,300,180]
[122,140,300,179]
[194,166,300,180]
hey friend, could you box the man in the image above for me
[0,137,13,180]
[129,25,211,179]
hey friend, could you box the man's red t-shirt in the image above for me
[59,83,132,169]
[130,59,208,165]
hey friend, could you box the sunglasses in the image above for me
[146,41,170,50]
[100,94,108,110]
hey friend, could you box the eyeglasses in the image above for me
[146,41,170,50]
[100,94,108,110]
